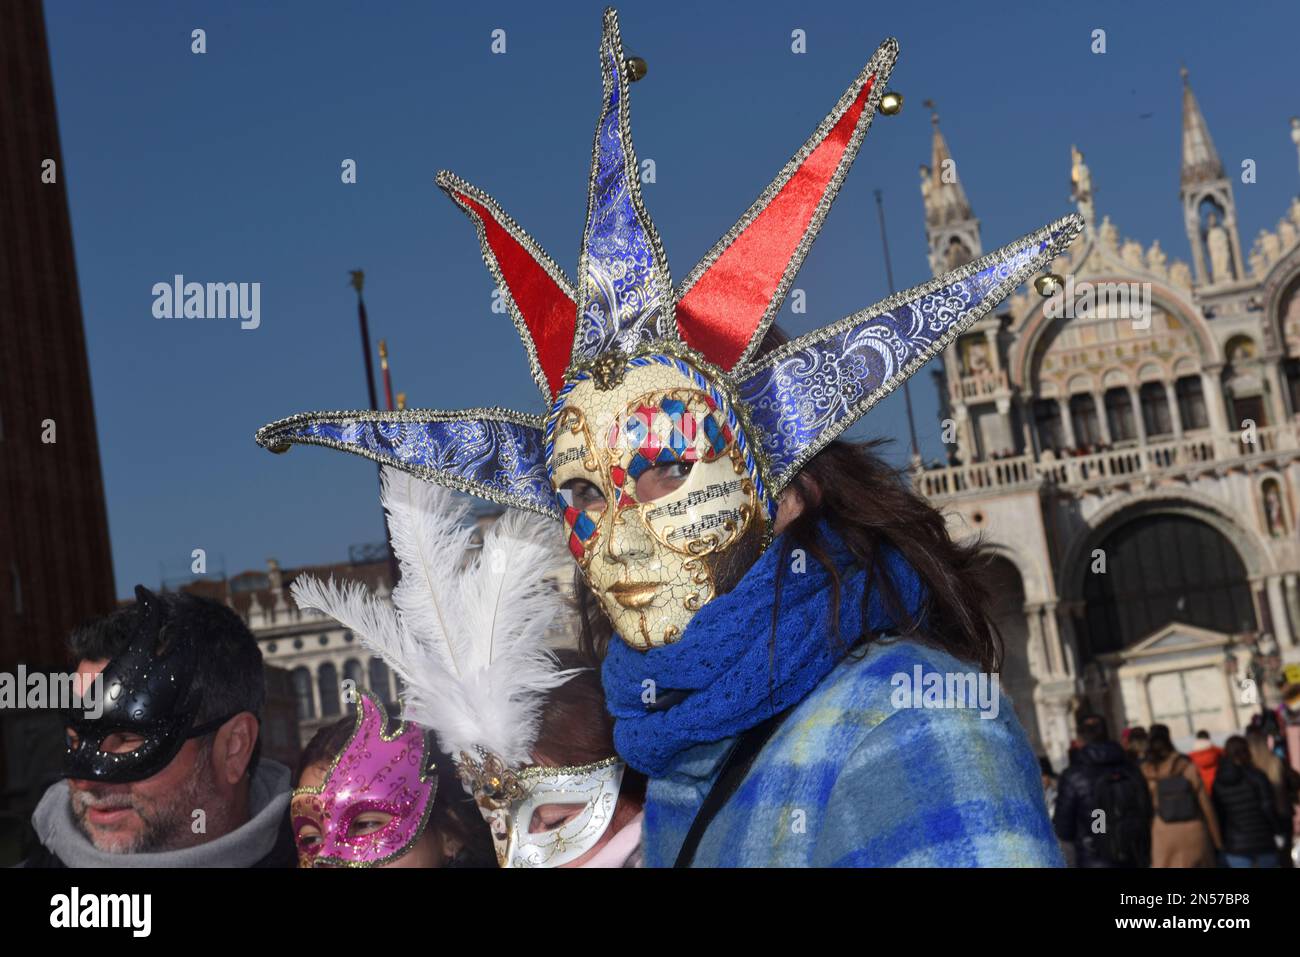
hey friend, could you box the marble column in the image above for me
[1168,380,1185,438]
[1267,576,1296,649]
[1036,686,1076,771]
[1059,400,1077,449]
[1261,362,1288,428]
[1129,386,1148,444]
[308,662,322,720]
[1284,575,1300,648]
[1024,603,1047,677]
[1092,391,1112,444]
[1200,365,1230,460]
[1043,601,1077,678]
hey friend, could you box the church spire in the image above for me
[1181,66,1224,187]
[921,107,972,226]
[919,102,981,277]
[1178,67,1243,286]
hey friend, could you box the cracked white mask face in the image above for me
[550,359,764,650]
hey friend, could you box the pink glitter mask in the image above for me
[291,692,438,868]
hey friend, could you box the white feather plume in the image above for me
[290,466,571,765]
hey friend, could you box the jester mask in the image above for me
[257,9,1082,650]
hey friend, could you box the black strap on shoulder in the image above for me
[673,708,791,868]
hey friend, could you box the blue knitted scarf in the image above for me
[601,523,926,777]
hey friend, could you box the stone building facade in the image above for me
[914,72,1300,768]
[183,553,398,753]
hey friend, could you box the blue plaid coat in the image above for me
[641,638,1062,867]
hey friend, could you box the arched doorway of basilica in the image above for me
[1076,512,1259,748]
[1080,514,1256,658]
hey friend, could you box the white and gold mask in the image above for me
[549,356,767,649]
[459,750,624,868]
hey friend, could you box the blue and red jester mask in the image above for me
[257,8,1082,650]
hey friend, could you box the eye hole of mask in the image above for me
[70,731,145,755]
[346,811,394,839]
[528,802,585,834]
[633,461,693,503]
[560,478,607,514]
[295,822,323,850]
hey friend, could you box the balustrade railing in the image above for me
[915,423,1300,499]
[951,369,1009,401]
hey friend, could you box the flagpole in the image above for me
[349,270,400,587]
[349,270,380,411]
[873,189,922,465]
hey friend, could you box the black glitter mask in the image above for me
[62,585,224,783]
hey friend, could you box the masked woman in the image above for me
[259,10,1080,866]
[291,468,643,867]
[289,691,495,868]
[572,423,1057,867]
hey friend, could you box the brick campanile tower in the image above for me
[0,0,115,677]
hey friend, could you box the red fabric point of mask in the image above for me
[675,74,876,370]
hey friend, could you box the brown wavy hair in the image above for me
[533,648,646,810]
[577,325,1003,674]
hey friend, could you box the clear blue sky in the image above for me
[43,0,1300,598]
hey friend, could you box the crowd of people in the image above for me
[21,581,645,869]
[1046,714,1299,868]
[29,578,1298,871]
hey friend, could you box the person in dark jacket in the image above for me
[1212,735,1283,868]
[21,587,295,868]
[1054,715,1152,867]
